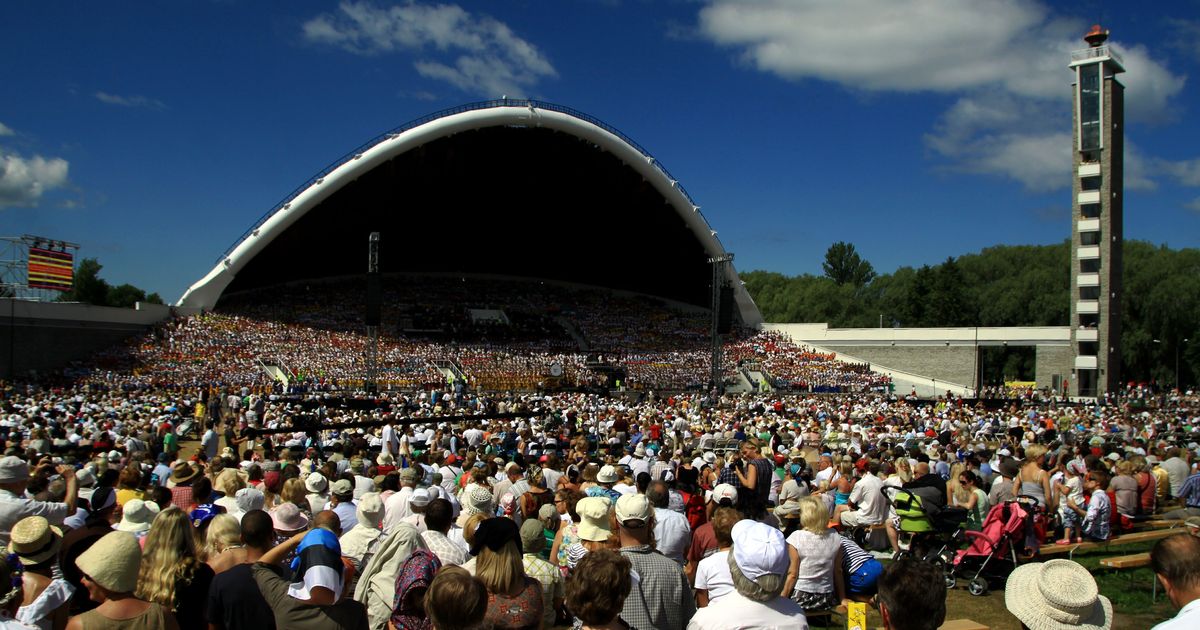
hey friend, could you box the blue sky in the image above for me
[2,0,1199,301]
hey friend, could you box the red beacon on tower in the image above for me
[1084,24,1109,47]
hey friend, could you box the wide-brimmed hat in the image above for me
[168,462,199,485]
[304,472,328,494]
[271,502,310,532]
[463,486,493,516]
[1004,560,1112,630]
[116,499,160,534]
[75,531,141,593]
[597,465,618,484]
[576,496,613,542]
[9,516,63,565]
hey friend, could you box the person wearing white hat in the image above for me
[688,519,807,630]
[614,493,694,630]
[304,472,329,515]
[1004,559,1111,630]
[116,499,160,538]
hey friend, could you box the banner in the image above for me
[27,247,74,291]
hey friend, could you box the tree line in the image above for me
[742,241,1199,388]
[60,258,164,308]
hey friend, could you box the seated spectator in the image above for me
[424,567,488,630]
[10,516,73,630]
[389,549,441,630]
[876,559,946,630]
[782,496,844,611]
[693,507,740,607]
[471,518,544,629]
[1065,469,1111,542]
[136,506,216,630]
[565,550,634,630]
[519,519,564,629]
[67,531,179,630]
[687,520,807,629]
[205,510,278,630]
[1150,533,1200,630]
[1004,559,1111,630]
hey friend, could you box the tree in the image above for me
[68,258,111,305]
[822,242,876,287]
[106,284,146,308]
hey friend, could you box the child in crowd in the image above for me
[1055,461,1086,544]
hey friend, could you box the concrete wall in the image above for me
[0,300,181,379]
[1036,345,1075,393]
[823,344,977,389]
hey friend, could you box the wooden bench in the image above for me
[1099,552,1150,569]
[1038,527,1182,558]
[1099,552,1157,600]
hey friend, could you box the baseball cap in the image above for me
[709,483,738,506]
[615,494,652,526]
[731,520,790,581]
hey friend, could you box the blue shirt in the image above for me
[1178,473,1200,508]
[331,500,357,532]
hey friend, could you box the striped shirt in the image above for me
[838,535,873,574]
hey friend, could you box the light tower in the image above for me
[1068,25,1124,398]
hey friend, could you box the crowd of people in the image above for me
[72,279,891,396]
[0,378,1195,629]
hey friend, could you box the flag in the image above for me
[27,247,74,291]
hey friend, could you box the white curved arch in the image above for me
[179,104,762,326]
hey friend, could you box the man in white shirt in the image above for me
[838,461,887,527]
[648,482,690,565]
[381,423,399,458]
[1151,533,1200,630]
[382,468,418,532]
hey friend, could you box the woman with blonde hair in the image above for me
[1013,445,1055,512]
[135,507,215,630]
[471,519,543,629]
[280,478,313,521]
[782,496,844,612]
[212,469,245,516]
[203,514,246,573]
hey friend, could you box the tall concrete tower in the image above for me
[1069,25,1124,398]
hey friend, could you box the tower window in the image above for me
[1079,64,1102,151]
[1081,176,1101,191]
[1081,203,1101,219]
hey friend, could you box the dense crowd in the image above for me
[74,279,891,395]
[0,380,1197,629]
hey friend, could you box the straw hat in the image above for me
[116,499,160,534]
[8,516,63,565]
[75,532,141,593]
[1004,560,1112,630]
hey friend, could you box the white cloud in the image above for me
[1157,157,1200,187]
[303,1,556,97]
[1186,197,1200,214]
[698,0,1186,189]
[0,122,12,137]
[0,151,70,208]
[95,92,166,109]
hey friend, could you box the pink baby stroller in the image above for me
[947,496,1039,595]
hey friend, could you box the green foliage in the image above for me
[743,240,1199,386]
[60,257,161,309]
[822,241,876,286]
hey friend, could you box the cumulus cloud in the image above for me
[0,122,12,137]
[303,1,556,97]
[698,0,1186,190]
[0,151,70,208]
[95,92,166,109]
